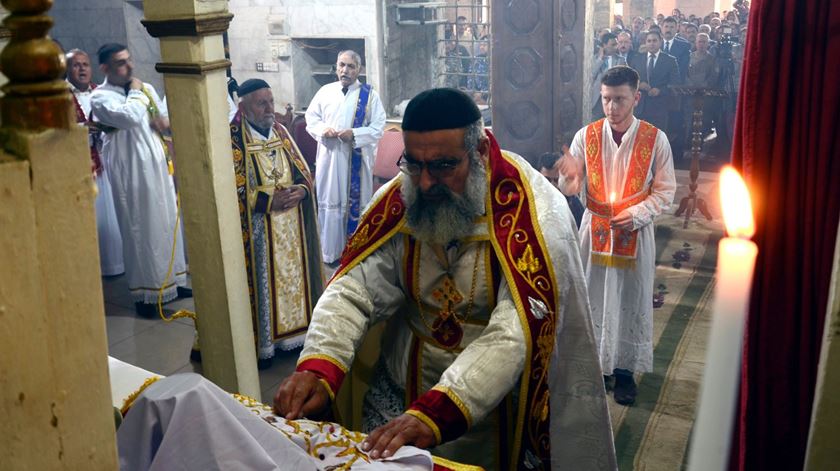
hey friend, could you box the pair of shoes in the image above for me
[603,375,615,391]
[190,349,202,363]
[135,302,158,319]
[613,373,637,406]
[257,357,274,370]
[177,286,193,298]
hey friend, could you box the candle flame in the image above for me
[609,191,616,204]
[719,166,755,239]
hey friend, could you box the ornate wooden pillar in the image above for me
[141,0,260,398]
[0,0,117,469]
[491,0,585,162]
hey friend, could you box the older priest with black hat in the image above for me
[231,79,324,369]
[274,88,616,470]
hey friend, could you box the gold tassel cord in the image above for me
[157,194,197,322]
[119,376,162,416]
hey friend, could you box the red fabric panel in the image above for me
[730,0,840,469]
[296,358,346,397]
[409,389,469,444]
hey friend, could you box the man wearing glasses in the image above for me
[275,89,614,470]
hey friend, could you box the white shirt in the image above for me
[68,81,94,117]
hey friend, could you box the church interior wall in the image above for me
[227,0,382,113]
[382,0,437,116]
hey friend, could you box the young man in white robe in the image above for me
[66,49,124,277]
[305,50,386,265]
[558,65,676,405]
[91,43,189,317]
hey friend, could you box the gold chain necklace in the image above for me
[414,242,482,348]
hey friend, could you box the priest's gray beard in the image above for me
[401,155,487,245]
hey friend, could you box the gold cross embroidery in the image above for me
[432,276,463,321]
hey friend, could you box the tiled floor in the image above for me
[103,275,298,405]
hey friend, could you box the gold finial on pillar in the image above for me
[0,0,73,130]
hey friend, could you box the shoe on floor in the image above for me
[604,375,615,391]
[177,286,193,298]
[135,302,158,319]
[257,357,274,370]
[613,373,637,406]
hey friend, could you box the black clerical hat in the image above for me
[402,88,482,131]
[237,78,270,96]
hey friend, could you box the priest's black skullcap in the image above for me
[238,78,270,96]
[402,88,482,131]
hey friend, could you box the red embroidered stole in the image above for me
[332,131,558,469]
[71,83,103,176]
[585,118,657,269]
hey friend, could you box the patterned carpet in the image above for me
[609,170,724,470]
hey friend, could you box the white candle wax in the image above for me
[687,237,758,471]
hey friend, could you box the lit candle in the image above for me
[687,166,758,471]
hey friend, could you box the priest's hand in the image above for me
[361,413,436,460]
[556,145,583,192]
[150,116,170,134]
[337,129,354,143]
[273,371,330,420]
[648,87,660,97]
[639,81,651,91]
[128,78,143,91]
[271,186,306,212]
[323,127,338,138]
[610,209,635,231]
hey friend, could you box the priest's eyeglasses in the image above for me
[397,152,465,178]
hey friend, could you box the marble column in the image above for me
[141,0,260,398]
[805,220,840,469]
[0,0,117,468]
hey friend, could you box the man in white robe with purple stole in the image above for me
[231,79,324,369]
[558,66,676,406]
[275,88,616,470]
[91,43,188,317]
[305,50,386,265]
[66,48,124,277]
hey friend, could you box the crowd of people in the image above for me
[594,3,749,162]
[442,15,491,116]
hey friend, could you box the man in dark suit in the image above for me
[617,32,639,65]
[660,16,690,81]
[630,31,679,134]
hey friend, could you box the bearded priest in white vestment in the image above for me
[276,88,616,470]
[91,44,187,315]
[558,66,676,406]
[305,50,386,264]
[231,79,324,369]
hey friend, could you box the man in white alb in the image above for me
[305,50,386,265]
[558,66,676,406]
[91,43,189,317]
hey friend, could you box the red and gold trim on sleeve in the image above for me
[484,131,559,470]
[407,385,471,445]
[296,354,348,399]
[329,179,407,283]
[585,119,657,269]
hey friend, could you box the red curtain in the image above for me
[730,0,840,469]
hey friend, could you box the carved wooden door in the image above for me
[491,0,584,162]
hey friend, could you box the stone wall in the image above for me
[228,0,382,112]
[382,0,437,115]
